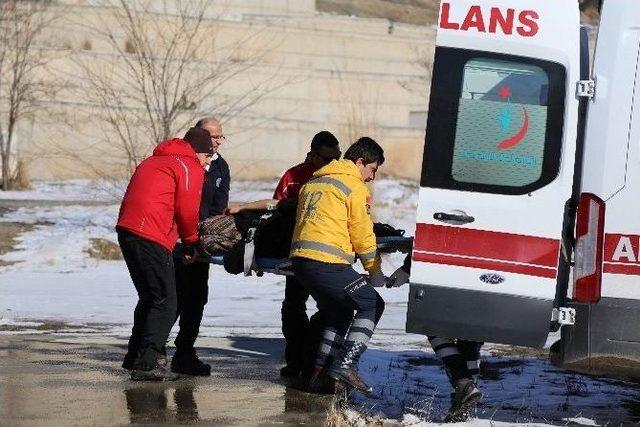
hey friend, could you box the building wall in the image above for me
[23,0,435,182]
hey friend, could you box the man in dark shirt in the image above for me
[171,116,230,376]
[225,131,341,379]
[274,132,341,379]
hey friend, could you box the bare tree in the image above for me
[0,0,57,190]
[74,0,283,177]
[398,44,434,100]
[332,68,382,145]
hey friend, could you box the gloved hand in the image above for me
[385,267,410,288]
[367,271,387,288]
[181,244,196,265]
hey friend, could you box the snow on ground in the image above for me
[1,179,640,425]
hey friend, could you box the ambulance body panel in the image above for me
[555,0,640,379]
[406,0,581,347]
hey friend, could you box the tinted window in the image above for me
[421,48,566,195]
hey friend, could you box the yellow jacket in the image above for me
[290,159,381,273]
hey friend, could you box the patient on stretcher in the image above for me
[192,197,410,276]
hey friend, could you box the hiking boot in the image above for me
[444,378,482,423]
[329,340,373,395]
[305,365,336,394]
[171,354,211,376]
[130,365,179,381]
[279,365,301,379]
[329,367,373,395]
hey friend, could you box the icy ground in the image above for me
[1,180,640,425]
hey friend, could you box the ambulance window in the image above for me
[421,48,566,195]
[452,59,548,186]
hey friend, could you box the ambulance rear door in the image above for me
[556,0,640,377]
[406,0,581,347]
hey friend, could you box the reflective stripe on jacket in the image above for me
[290,159,381,273]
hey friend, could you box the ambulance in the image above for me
[405,0,640,379]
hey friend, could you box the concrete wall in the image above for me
[19,0,435,182]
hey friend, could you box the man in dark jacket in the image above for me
[118,127,214,381]
[171,117,231,376]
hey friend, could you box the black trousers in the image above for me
[118,229,177,370]
[292,258,385,367]
[173,261,210,357]
[281,275,309,370]
[292,259,384,336]
[428,336,483,385]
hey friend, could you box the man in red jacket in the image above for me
[117,127,213,381]
[274,131,341,379]
[227,131,342,378]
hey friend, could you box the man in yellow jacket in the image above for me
[290,137,386,394]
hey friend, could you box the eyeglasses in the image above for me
[210,135,226,140]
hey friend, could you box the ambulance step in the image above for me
[406,284,553,348]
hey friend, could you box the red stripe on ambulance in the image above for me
[413,223,560,278]
[413,252,557,279]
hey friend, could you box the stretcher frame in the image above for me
[204,235,413,277]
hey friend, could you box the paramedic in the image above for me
[171,117,231,376]
[290,137,387,394]
[389,256,483,421]
[118,127,213,381]
[226,131,341,379]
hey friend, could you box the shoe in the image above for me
[123,353,166,370]
[122,354,135,370]
[171,354,211,376]
[157,355,168,367]
[279,365,301,378]
[329,367,373,395]
[130,365,179,381]
[444,378,482,423]
[305,365,336,394]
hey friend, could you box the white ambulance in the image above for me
[405,0,640,379]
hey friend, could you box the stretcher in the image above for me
[204,235,413,277]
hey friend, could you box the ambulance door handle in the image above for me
[433,211,475,225]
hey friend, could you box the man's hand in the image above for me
[385,267,410,288]
[367,271,387,288]
[224,204,241,215]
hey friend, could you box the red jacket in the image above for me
[117,138,205,252]
[273,160,318,200]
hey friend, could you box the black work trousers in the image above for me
[173,261,210,358]
[118,229,177,370]
[292,258,385,367]
[281,275,310,370]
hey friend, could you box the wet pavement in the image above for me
[0,334,333,426]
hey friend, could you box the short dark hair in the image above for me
[184,127,213,154]
[310,131,339,152]
[344,137,384,165]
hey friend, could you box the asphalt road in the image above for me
[0,334,334,426]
